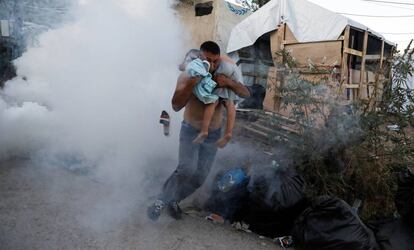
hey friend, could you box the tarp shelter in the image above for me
[175,0,252,52]
[226,0,396,113]
[227,0,392,53]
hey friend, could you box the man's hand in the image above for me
[214,74,230,88]
[213,74,250,98]
[171,73,200,112]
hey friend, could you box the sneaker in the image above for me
[147,199,165,221]
[167,201,182,220]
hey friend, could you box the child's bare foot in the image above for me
[193,132,208,144]
[216,133,232,148]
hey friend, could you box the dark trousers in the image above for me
[160,121,221,203]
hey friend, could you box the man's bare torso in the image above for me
[184,95,222,131]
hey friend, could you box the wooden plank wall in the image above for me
[341,27,387,101]
[359,31,369,99]
[263,24,389,114]
[263,24,286,112]
[284,41,342,68]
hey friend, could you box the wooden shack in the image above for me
[227,0,395,114]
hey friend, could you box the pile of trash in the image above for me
[202,164,414,249]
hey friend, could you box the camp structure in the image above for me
[227,0,396,114]
[0,19,21,87]
[174,0,252,52]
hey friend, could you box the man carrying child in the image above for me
[147,41,250,221]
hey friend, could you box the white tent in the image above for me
[227,0,393,53]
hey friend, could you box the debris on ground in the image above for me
[386,124,401,131]
[274,236,294,249]
[368,218,414,250]
[239,165,307,238]
[205,213,225,224]
[204,168,249,221]
[292,196,378,250]
[395,167,414,226]
[200,159,414,250]
[231,221,252,233]
[217,168,249,192]
[182,206,203,217]
[247,165,306,213]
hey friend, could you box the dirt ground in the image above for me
[0,157,284,250]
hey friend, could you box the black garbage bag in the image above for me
[237,166,307,237]
[368,219,414,250]
[395,168,414,226]
[248,166,306,212]
[204,168,250,221]
[292,196,378,250]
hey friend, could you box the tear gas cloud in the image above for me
[0,0,184,200]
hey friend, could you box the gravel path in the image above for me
[0,159,282,250]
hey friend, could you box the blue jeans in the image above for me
[160,121,221,203]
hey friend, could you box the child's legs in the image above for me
[200,101,219,134]
[223,100,236,136]
[215,99,235,148]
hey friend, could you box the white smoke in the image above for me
[0,0,185,222]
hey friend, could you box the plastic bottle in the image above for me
[217,168,247,192]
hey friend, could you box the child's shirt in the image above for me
[214,60,244,102]
[186,58,219,104]
[180,49,245,102]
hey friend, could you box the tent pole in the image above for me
[341,26,350,99]
[359,31,369,99]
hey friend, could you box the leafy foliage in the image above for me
[272,41,414,219]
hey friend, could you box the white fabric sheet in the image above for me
[227,0,393,53]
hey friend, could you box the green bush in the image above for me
[272,41,414,220]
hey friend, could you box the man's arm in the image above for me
[214,74,250,98]
[171,72,200,112]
